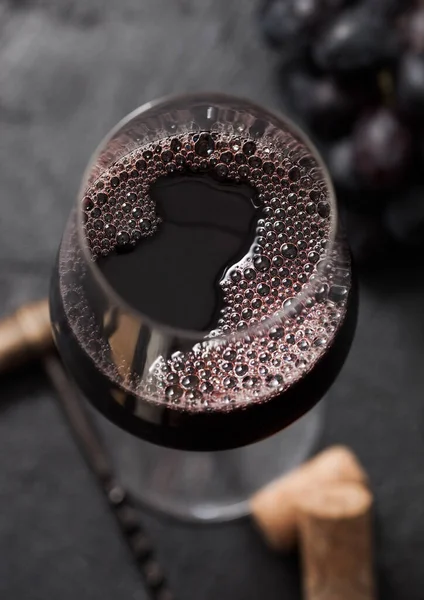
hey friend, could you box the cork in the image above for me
[250,446,368,551]
[298,481,375,600]
[0,299,53,372]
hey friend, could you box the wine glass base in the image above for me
[94,402,325,523]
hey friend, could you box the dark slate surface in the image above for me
[0,1,423,599]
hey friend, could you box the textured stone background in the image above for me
[1,1,424,599]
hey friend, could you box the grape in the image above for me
[353,108,411,188]
[402,6,424,52]
[259,0,424,252]
[374,0,413,17]
[385,186,424,246]
[285,69,363,138]
[396,53,424,121]
[326,138,357,191]
[259,0,321,54]
[313,5,399,72]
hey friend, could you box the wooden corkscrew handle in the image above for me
[0,299,53,373]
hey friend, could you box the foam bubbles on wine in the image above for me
[59,128,351,413]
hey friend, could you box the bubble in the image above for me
[242,376,254,389]
[215,163,229,178]
[297,339,309,351]
[195,133,215,157]
[289,166,301,181]
[110,176,120,188]
[234,165,248,179]
[170,138,182,153]
[181,375,199,389]
[226,138,239,152]
[249,156,262,169]
[253,256,271,272]
[318,202,330,218]
[186,390,203,403]
[263,161,275,175]
[257,283,270,297]
[281,243,298,259]
[308,251,320,264]
[259,352,270,363]
[266,374,283,388]
[130,207,142,219]
[243,267,256,281]
[200,381,214,394]
[220,151,233,164]
[82,197,94,213]
[136,159,147,171]
[165,385,183,401]
[269,326,284,340]
[305,202,317,215]
[230,312,240,324]
[161,150,173,164]
[223,376,237,389]
[116,231,130,247]
[232,154,247,170]
[235,364,248,376]
[139,218,152,233]
[104,224,116,238]
[167,373,179,384]
[329,285,349,303]
[242,141,256,156]
[272,255,284,268]
[96,193,108,206]
[229,270,241,283]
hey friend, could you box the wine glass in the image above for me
[50,93,356,521]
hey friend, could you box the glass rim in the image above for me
[76,91,338,343]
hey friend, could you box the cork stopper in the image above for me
[298,482,375,600]
[250,446,368,551]
[0,299,53,372]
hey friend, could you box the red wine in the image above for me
[51,129,356,450]
[97,174,258,332]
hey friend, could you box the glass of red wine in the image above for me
[50,94,357,521]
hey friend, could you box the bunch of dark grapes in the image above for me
[259,0,424,264]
